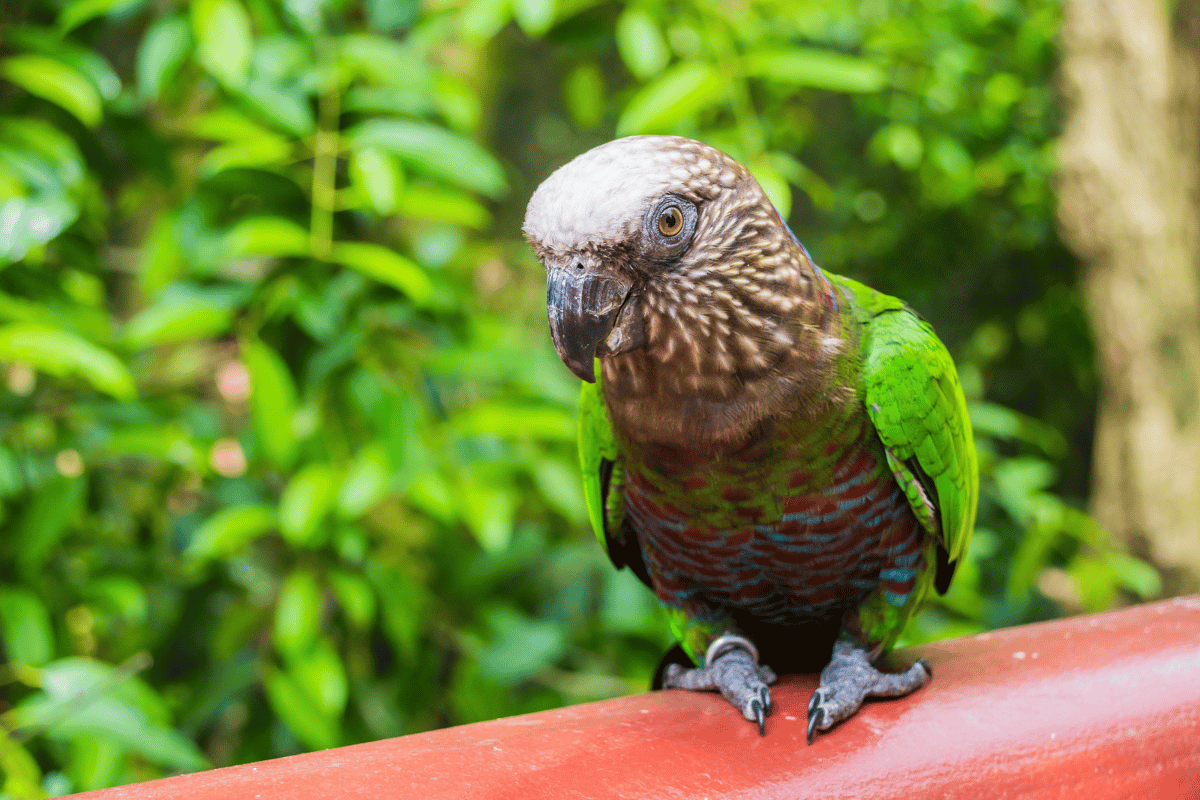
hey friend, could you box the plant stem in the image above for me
[311,44,339,260]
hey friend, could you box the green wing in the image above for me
[838,276,978,578]
[579,362,650,585]
[579,368,621,552]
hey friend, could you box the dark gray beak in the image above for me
[546,266,644,382]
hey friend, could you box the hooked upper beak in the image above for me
[546,264,645,382]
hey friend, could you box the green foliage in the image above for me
[0,0,1157,796]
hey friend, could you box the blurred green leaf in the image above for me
[368,564,424,660]
[1067,556,1119,612]
[0,55,102,127]
[0,195,79,265]
[137,213,185,294]
[0,735,42,799]
[992,456,1056,523]
[478,608,565,682]
[329,570,376,628]
[458,0,512,42]
[0,116,86,185]
[122,296,234,349]
[0,294,51,328]
[336,34,426,88]
[601,569,659,635]
[87,577,149,624]
[616,62,727,136]
[192,0,253,88]
[452,403,575,441]
[366,0,418,31]
[512,0,555,37]
[15,477,85,574]
[240,78,315,137]
[244,338,299,469]
[563,63,605,129]
[189,108,276,142]
[1007,503,1107,603]
[225,216,310,258]
[432,74,481,132]
[68,735,122,792]
[327,242,433,303]
[870,124,924,169]
[0,588,55,667]
[289,639,347,718]
[744,49,886,93]
[5,27,122,101]
[0,323,135,400]
[396,186,490,229]
[460,480,515,552]
[1109,552,1163,600]
[263,666,338,751]
[337,443,390,518]
[185,504,277,561]
[282,0,324,34]
[40,659,171,725]
[342,85,431,117]
[532,458,586,523]
[347,119,507,198]
[0,446,22,496]
[969,401,1068,458]
[199,135,293,176]
[274,570,322,657]
[615,9,669,80]
[106,424,204,470]
[137,16,192,101]
[350,148,402,216]
[407,472,455,525]
[279,464,338,547]
[12,659,209,772]
[59,0,144,33]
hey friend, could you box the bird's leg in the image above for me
[662,634,778,735]
[806,638,931,744]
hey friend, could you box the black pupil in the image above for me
[662,208,680,233]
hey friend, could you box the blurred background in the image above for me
[2,0,1199,795]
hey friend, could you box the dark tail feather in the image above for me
[934,539,955,595]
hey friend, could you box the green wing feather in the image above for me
[579,361,624,557]
[837,276,978,572]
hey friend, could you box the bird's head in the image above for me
[524,136,810,385]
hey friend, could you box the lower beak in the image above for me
[546,267,643,382]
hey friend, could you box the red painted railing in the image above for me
[70,596,1200,799]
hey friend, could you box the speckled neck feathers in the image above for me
[603,208,849,452]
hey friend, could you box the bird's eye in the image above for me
[642,194,696,260]
[657,206,684,237]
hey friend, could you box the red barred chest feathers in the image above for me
[618,402,927,625]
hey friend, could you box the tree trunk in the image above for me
[1057,0,1200,594]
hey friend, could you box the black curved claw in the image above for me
[751,698,765,737]
[917,658,933,678]
[760,686,772,714]
[807,688,823,714]
[806,705,822,745]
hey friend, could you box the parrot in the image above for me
[522,135,977,742]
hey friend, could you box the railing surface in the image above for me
[70,596,1200,800]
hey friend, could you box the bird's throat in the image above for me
[599,281,853,455]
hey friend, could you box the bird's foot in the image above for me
[662,635,777,736]
[806,639,931,744]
